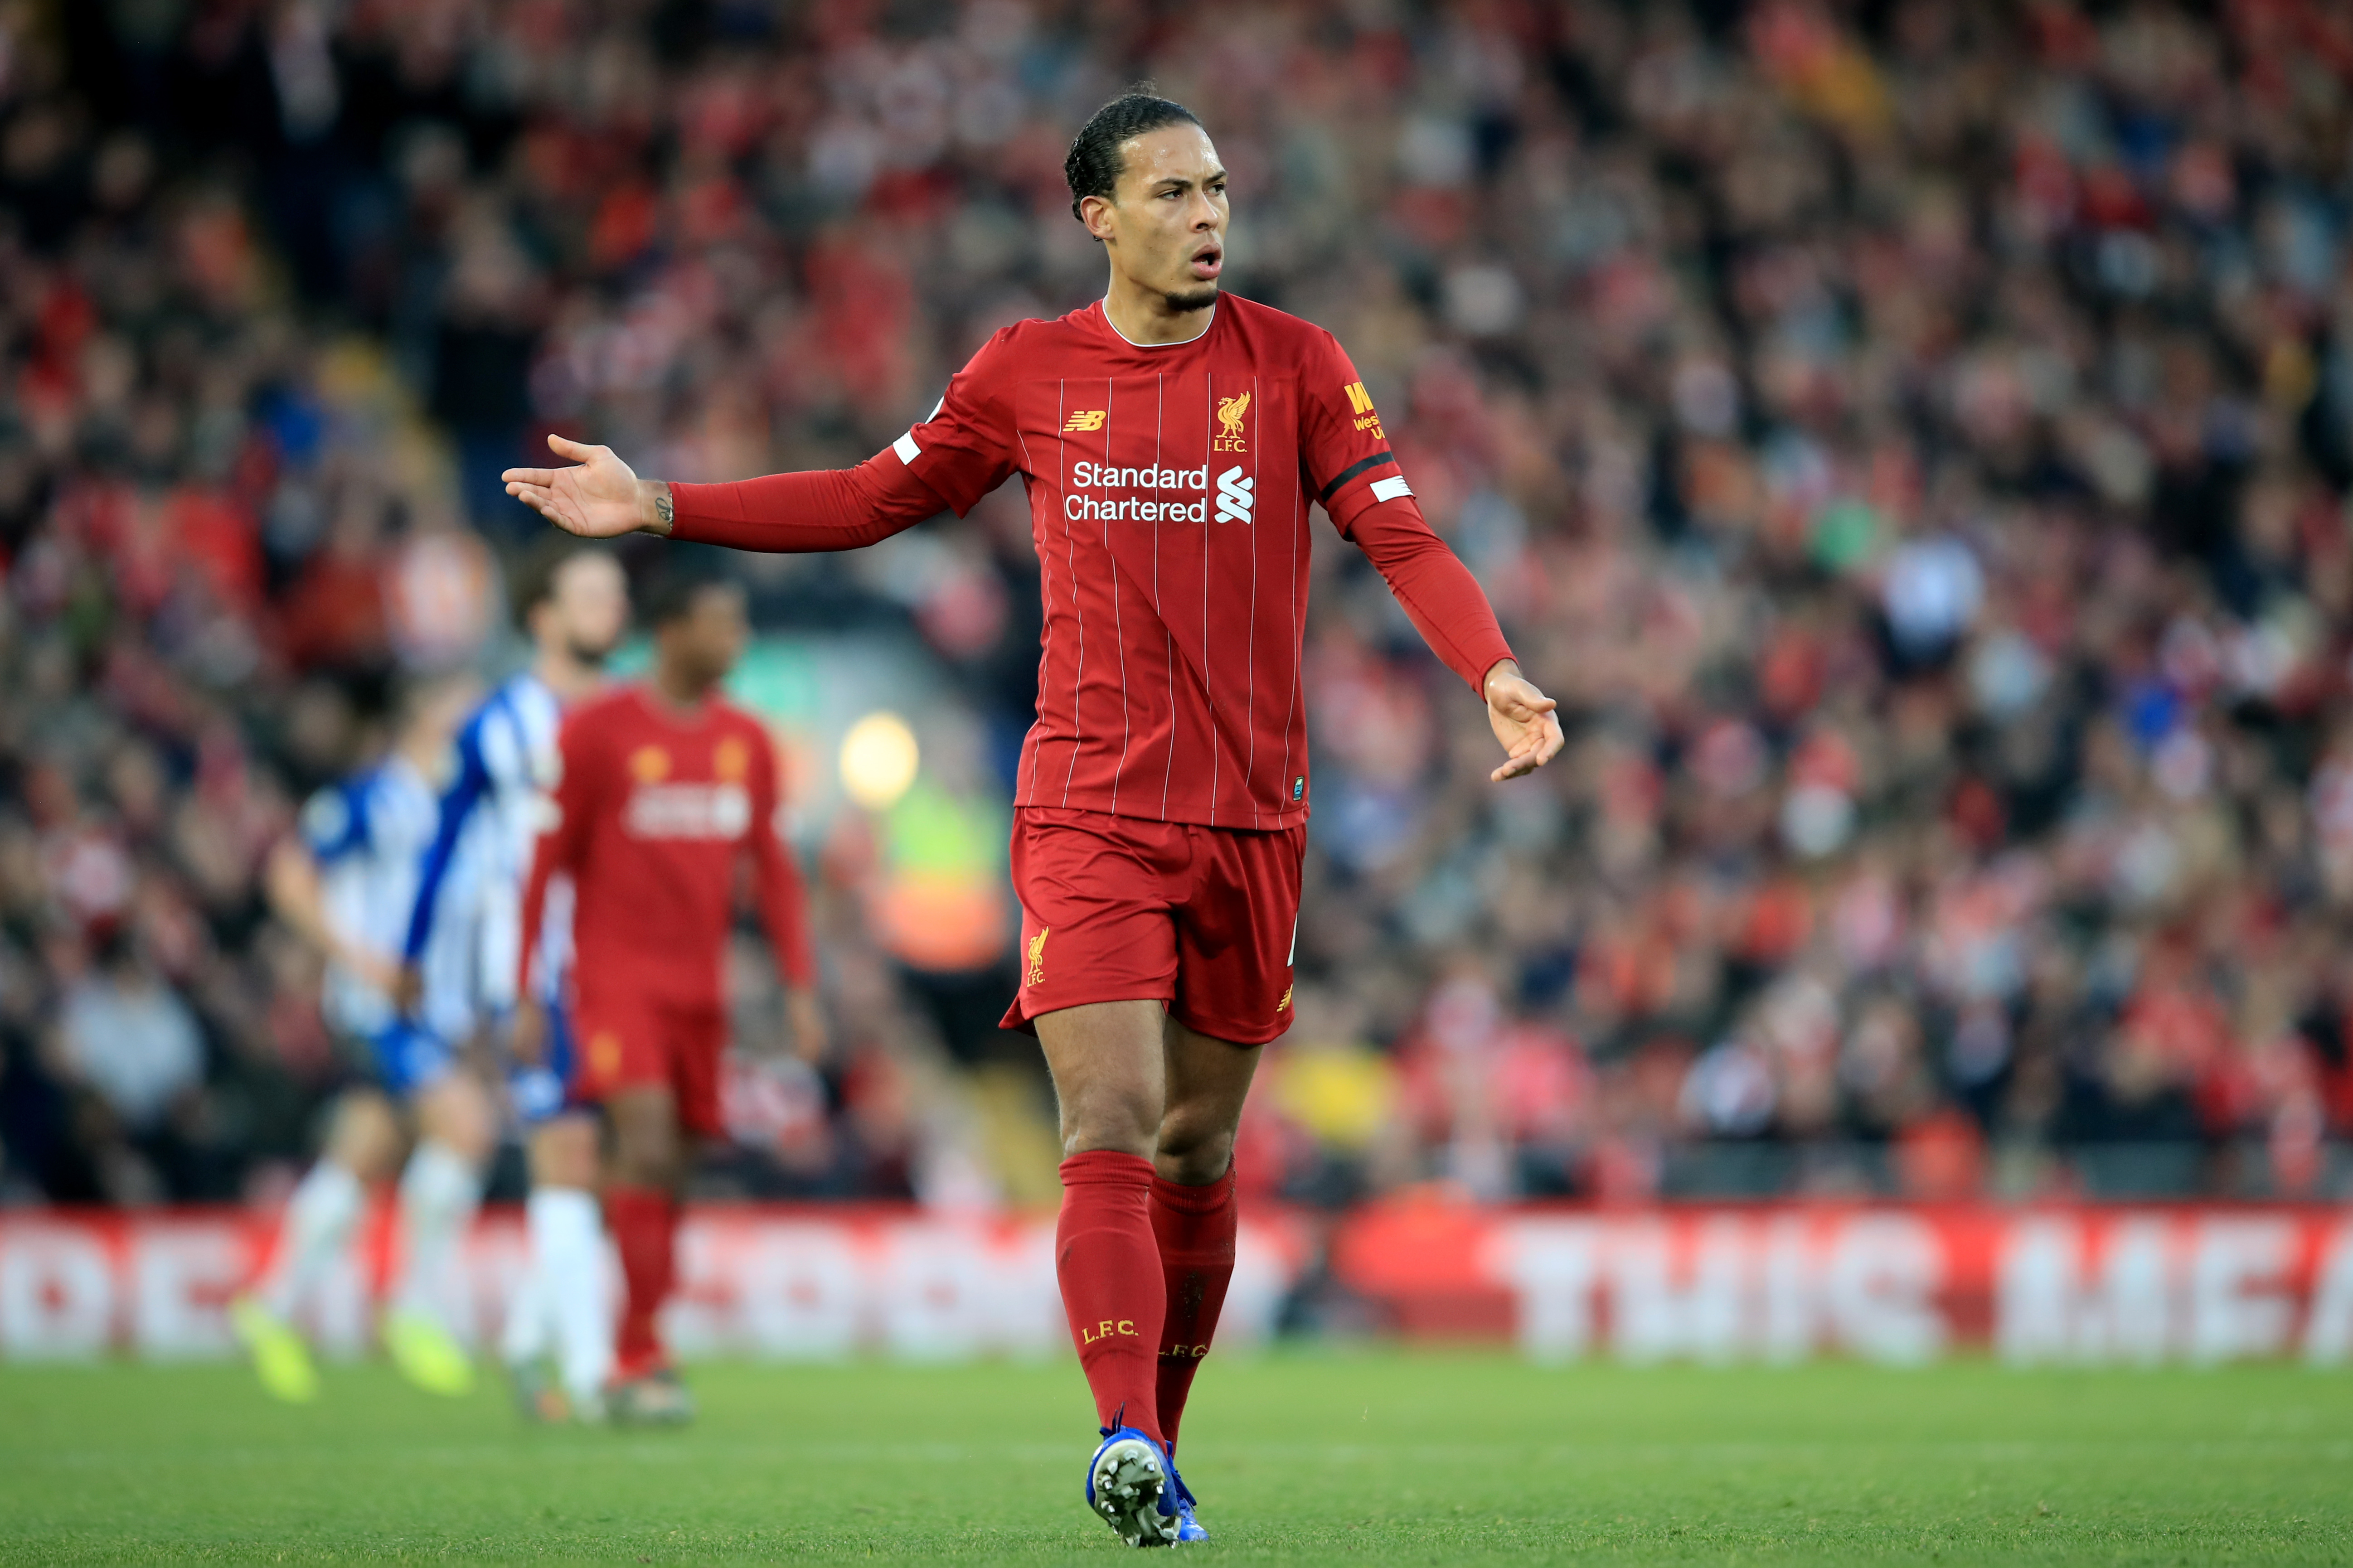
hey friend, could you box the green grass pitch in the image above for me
[1,1352,2348,1564]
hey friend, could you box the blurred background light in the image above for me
[840,711,920,812]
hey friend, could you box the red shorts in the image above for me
[569,989,728,1139]
[999,807,1305,1047]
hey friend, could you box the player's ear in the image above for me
[1080,193,1117,244]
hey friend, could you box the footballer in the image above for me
[514,571,824,1423]
[504,89,1562,1544]
[398,542,631,1423]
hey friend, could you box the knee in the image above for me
[419,1075,495,1164]
[1153,1104,1237,1186]
[613,1129,675,1187]
[1058,1083,1159,1160]
[610,1102,679,1187]
[529,1116,601,1189]
[328,1093,402,1180]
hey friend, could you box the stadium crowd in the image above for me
[4,0,2353,1209]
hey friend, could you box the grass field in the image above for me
[1,1352,2348,1565]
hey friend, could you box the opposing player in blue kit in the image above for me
[232,673,493,1402]
[397,542,630,1422]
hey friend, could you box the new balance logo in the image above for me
[1063,409,1106,431]
[1214,465,1255,524]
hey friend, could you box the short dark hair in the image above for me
[509,536,616,626]
[391,667,470,719]
[642,555,741,629]
[1066,88,1203,224]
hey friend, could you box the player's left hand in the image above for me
[1484,660,1565,782]
[786,989,830,1064]
[341,946,404,1001]
[509,997,548,1067]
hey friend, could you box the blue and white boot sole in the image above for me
[1088,1433,1179,1547]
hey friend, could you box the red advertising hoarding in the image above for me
[3,1203,2348,1364]
[1337,1201,2353,1364]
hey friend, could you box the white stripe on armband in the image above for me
[1369,475,1414,503]
[893,431,922,464]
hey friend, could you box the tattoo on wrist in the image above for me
[653,489,674,535]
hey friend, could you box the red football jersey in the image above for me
[518,685,813,1006]
[670,295,1514,830]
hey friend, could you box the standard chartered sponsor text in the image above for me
[1065,461,1214,523]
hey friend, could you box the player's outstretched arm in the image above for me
[510,334,1016,550]
[1483,659,1565,782]
[505,432,956,553]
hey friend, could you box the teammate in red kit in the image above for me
[514,571,825,1424]
[505,90,1562,1538]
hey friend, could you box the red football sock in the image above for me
[1056,1151,1164,1442]
[1150,1164,1237,1450]
[604,1186,675,1380]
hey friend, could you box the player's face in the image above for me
[548,552,629,665]
[663,585,748,692]
[1101,123,1228,312]
[401,673,481,760]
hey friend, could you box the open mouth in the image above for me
[1188,243,1223,281]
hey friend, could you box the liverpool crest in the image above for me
[1213,390,1249,452]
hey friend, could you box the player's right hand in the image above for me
[340,946,404,1001]
[509,997,548,1067]
[503,435,648,538]
[786,989,830,1065]
[388,963,424,1017]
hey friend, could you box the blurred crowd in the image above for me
[5,0,2353,1208]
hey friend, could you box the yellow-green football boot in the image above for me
[229,1295,319,1403]
[384,1307,475,1397]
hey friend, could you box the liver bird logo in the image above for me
[1216,391,1250,443]
[1026,928,1049,987]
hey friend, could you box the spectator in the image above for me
[57,930,204,1133]
[4,0,2353,1208]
